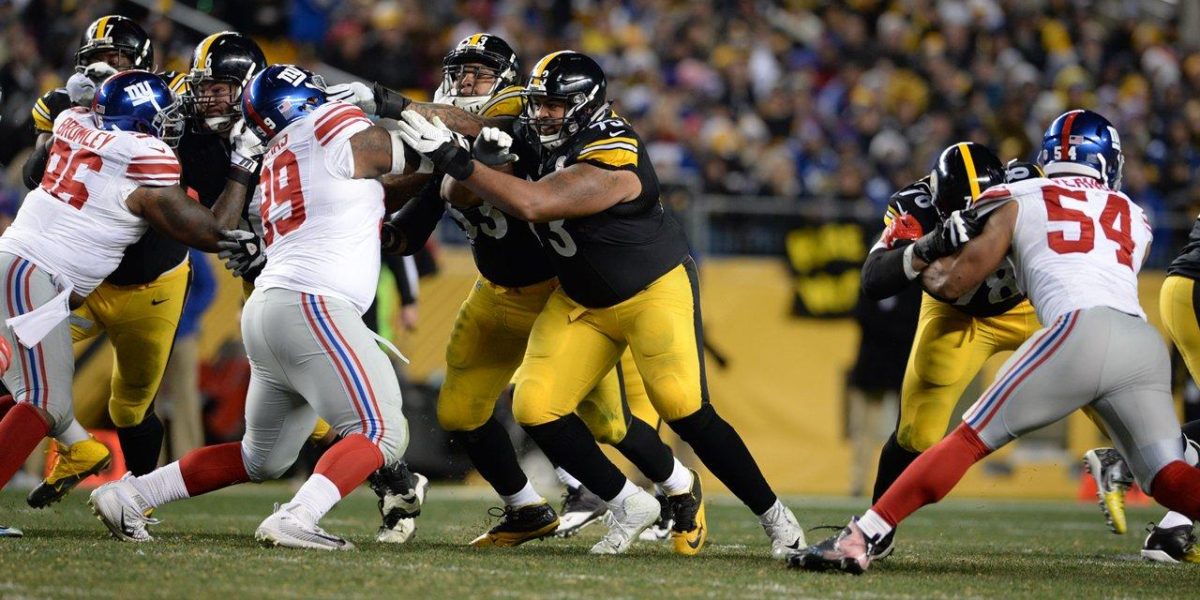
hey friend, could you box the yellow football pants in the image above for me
[514,260,708,427]
[896,294,1040,452]
[439,276,641,444]
[1161,275,1200,382]
[72,260,191,427]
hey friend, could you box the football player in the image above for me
[0,70,255,528]
[793,110,1200,575]
[89,64,430,549]
[331,35,704,552]
[20,15,189,507]
[398,51,805,557]
[857,143,1044,556]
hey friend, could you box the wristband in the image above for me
[228,165,255,187]
[902,244,921,280]
[374,82,412,119]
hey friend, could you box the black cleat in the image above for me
[639,493,672,541]
[1142,523,1200,564]
[667,469,707,556]
[869,529,895,560]
[787,520,873,575]
[555,485,608,537]
[469,502,560,547]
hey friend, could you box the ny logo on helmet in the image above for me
[125,81,162,109]
[278,66,308,86]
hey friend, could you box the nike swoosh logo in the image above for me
[150,298,169,305]
[785,538,803,551]
[686,524,705,549]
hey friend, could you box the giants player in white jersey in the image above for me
[0,70,256,524]
[90,65,433,550]
[793,109,1200,575]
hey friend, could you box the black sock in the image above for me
[117,413,164,476]
[613,417,674,483]
[524,415,625,501]
[871,432,922,503]
[668,404,775,515]
[454,416,529,497]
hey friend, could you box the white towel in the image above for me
[6,276,74,348]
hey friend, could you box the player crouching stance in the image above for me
[90,65,426,550]
[0,71,252,526]
[792,110,1200,574]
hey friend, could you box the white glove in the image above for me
[395,111,454,154]
[326,81,376,114]
[472,127,518,166]
[229,118,266,172]
[217,229,266,280]
[945,209,975,249]
[66,73,98,106]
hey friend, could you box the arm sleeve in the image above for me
[22,141,49,189]
[860,246,918,300]
[387,178,446,255]
[387,254,419,306]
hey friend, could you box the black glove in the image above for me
[912,209,981,263]
[217,229,266,282]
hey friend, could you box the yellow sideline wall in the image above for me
[71,250,1176,499]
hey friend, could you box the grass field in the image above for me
[0,485,1193,599]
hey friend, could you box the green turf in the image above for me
[0,485,1193,599]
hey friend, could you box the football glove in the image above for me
[326,81,376,113]
[473,127,518,166]
[396,111,474,179]
[229,118,266,174]
[880,212,923,250]
[217,229,266,281]
[912,209,981,263]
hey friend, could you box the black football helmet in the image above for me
[929,142,1005,217]
[185,31,267,133]
[74,15,153,72]
[1004,158,1045,184]
[435,33,520,114]
[519,51,608,152]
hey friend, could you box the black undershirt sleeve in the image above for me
[860,244,917,300]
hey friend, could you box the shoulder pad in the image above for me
[32,89,71,133]
[573,115,639,169]
[1004,160,1044,183]
[481,85,524,119]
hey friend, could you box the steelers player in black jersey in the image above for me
[400,50,806,557]
[338,36,703,552]
[858,143,1046,556]
[20,15,181,508]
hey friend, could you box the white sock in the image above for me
[500,481,543,508]
[856,509,893,541]
[606,479,640,510]
[757,498,785,522]
[56,420,89,446]
[130,462,190,508]
[1158,510,1193,529]
[288,474,342,524]
[658,459,692,496]
[555,467,583,490]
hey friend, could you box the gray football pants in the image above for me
[0,252,75,436]
[239,287,408,481]
[962,306,1182,492]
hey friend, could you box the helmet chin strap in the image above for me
[205,115,234,132]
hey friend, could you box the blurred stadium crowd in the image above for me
[2,0,1199,258]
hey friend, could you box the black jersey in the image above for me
[879,178,1025,318]
[31,89,72,134]
[1168,216,1200,280]
[447,202,556,288]
[513,111,690,308]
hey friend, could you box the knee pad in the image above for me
[896,423,940,453]
[512,379,557,427]
[666,403,715,443]
[109,396,154,428]
[241,443,293,482]
[436,393,492,432]
[575,401,626,446]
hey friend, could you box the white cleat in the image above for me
[377,473,430,544]
[256,503,355,551]
[761,502,807,559]
[589,489,659,555]
[88,473,159,543]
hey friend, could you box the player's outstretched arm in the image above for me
[922,202,1017,300]
[348,124,429,180]
[327,81,506,137]
[126,175,251,252]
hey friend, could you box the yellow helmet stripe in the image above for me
[94,16,111,40]
[958,142,982,201]
[194,32,223,71]
[531,51,570,77]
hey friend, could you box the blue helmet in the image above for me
[241,64,327,141]
[1039,109,1124,190]
[93,70,185,146]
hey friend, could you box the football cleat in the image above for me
[469,502,560,548]
[555,485,608,538]
[88,473,159,543]
[667,469,707,556]
[868,529,896,560]
[1141,523,1200,564]
[1083,448,1133,534]
[256,503,355,551]
[638,493,672,541]
[787,519,873,575]
[590,488,659,555]
[0,525,23,538]
[28,436,112,508]
[761,502,807,559]
[368,463,430,544]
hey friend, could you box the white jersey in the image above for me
[0,108,180,295]
[253,101,383,315]
[979,175,1152,324]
